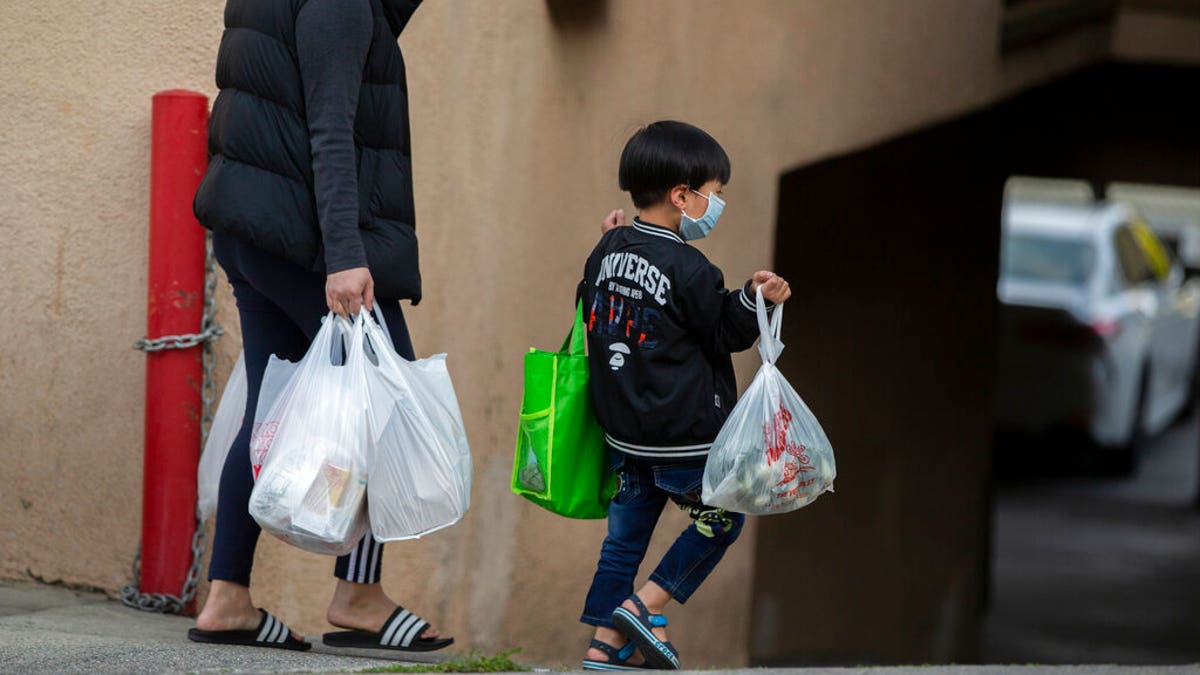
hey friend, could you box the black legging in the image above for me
[208,230,415,586]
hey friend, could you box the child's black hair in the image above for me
[618,121,731,209]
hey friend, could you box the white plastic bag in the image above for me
[248,313,371,555]
[702,289,836,514]
[197,351,247,521]
[362,307,473,541]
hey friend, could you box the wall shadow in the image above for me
[752,62,1200,665]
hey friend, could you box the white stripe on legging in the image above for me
[357,535,371,583]
[342,534,381,584]
[345,542,359,582]
[370,539,382,583]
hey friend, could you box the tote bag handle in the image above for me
[559,301,587,356]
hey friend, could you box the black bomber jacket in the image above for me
[577,218,771,460]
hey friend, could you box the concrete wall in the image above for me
[0,0,1130,666]
[1114,2,1200,65]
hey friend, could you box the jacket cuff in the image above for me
[325,250,370,276]
[740,280,775,312]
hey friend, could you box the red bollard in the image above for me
[141,90,209,612]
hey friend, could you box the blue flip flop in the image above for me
[611,596,680,670]
[582,639,651,671]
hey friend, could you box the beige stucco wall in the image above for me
[0,0,1128,666]
[1113,6,1200,65]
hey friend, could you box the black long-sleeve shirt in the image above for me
[296,0,372,274]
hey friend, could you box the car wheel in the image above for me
[1181,348,1200,421]
[1111,365,1149,475]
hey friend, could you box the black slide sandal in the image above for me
[323,606,454,652]
[187,609,311,651]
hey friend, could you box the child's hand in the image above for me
[751,271,791,305]
[601,209,627,234]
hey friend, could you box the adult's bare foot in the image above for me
[326,580,441,640]
[196,580,303,639]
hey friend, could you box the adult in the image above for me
[187,0,450,652]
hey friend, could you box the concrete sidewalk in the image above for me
[0,579,440,674]
[1,579,1195,675]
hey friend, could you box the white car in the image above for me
[996,200,1200,468]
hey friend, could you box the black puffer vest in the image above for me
[194,0,423,302]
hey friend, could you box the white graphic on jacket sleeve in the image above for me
[608,343,631,371]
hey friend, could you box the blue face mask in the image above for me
[679,189,725,241]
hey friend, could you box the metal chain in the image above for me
[122,233,223,614]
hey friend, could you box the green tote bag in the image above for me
[511,302,617,519]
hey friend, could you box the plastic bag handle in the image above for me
[755,286,784,364]
[324,312,358,366]
[361,307,402,374]
[560,301,587,356]
[372,304,394,345]
[360,308,414,382]
[340,311,367,358]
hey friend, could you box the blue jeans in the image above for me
[208,231,414,586]
[581,452,745,627]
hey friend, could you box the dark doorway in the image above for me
[751,63,1200,665]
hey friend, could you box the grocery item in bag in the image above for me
[249,313,371,555]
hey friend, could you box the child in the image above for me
[577,121,791,670]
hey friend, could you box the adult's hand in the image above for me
[326,266,375,317]
[750,271,791,305]
[601,209,627,235]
